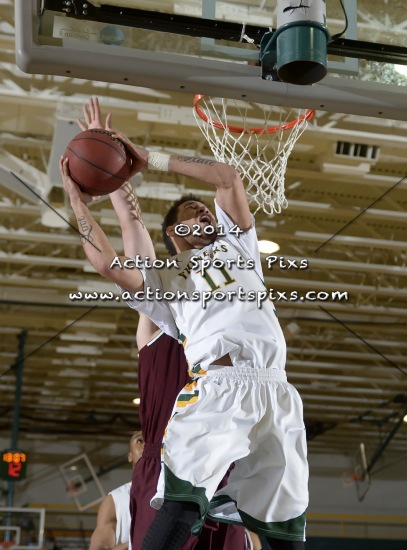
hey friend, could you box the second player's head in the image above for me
[128,430,144,468]
[162,194,217,255]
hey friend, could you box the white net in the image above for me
[193,95,314,216]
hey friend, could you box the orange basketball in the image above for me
[65,129,132,196]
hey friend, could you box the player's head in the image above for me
[162,194,216,255]
[128,430,144,468]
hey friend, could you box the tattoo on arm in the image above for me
[77,216,94,244]
[176,156,216,166]
[120,182,146,227]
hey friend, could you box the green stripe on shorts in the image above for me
[238,509,306,541]
[209,494,306,541]
[164,464,209,517]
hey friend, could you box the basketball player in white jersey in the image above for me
[61,114,308,550]
[89,432,144,550]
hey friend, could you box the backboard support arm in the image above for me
[42,0,407,65]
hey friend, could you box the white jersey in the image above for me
[109,482,131,545]
[124,201,286,373]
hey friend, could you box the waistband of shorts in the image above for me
[142,442,162,458]
[205,366,287,382]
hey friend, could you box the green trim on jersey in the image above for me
[176,390,199,402]
[190,362,203,375]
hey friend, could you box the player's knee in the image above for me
[141,500,200,550]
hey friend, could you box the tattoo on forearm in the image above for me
[78,216,94,244]
[176,156,216,166]
[121,182,146,227]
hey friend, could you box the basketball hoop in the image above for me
[193,94,315,216]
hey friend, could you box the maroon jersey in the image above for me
[130,332,245,550]
[138,331,190,445]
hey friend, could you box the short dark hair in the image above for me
[161,194,208,256]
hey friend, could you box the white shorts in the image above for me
[152,366,308,541]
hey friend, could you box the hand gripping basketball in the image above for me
[65,129,133,196]
[59,157,95,205]
[110,130,149,178]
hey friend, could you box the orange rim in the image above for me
[194,94,315,135]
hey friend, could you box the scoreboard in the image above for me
[0,450,27,481]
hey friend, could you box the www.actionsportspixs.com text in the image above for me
[69,286,349,309]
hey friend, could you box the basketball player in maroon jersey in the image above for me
[132,314,246,550]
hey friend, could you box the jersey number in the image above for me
[199,266,236,291]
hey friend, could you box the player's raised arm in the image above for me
[168,155,251,231]
[60,157,143,294]
[77,97,155,260]
[110,181,155,260]
[108,146,153,259]
[115,131,252,233]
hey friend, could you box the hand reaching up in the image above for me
[76,96,149,180]
[77,96,112,132]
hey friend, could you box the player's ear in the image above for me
[166,224,176,238]
[127,452,132,463]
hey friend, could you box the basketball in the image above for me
[65,129,132,196]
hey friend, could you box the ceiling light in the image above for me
[286,322,300,335]
[258,240,280,254]
[287,181,302,190]
[133,397,140,405]
[394,64,407,78]
[403,414,407,423]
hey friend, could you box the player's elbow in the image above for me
[106,262,144,294]
[91,257,115,280]
[93,255,125,280]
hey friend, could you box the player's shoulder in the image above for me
[110,482,131,497]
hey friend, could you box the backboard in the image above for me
[59,453,106,511]
[0,508,44,550]
[15,0,407,120]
